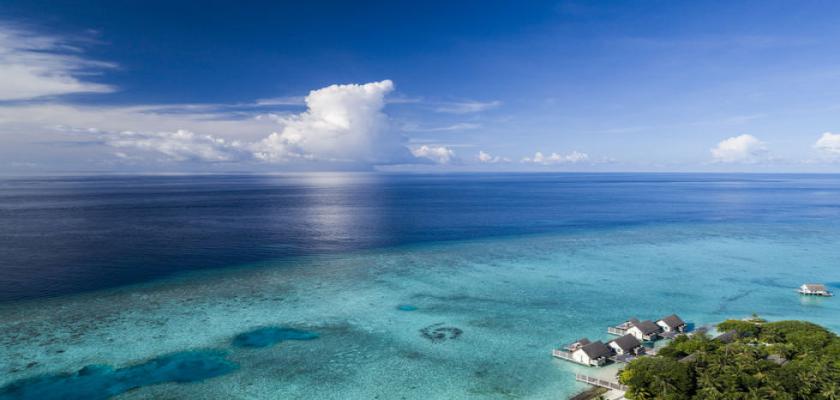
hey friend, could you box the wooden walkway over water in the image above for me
[575,373,628,391]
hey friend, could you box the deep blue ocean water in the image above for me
[2,173,840,399]
[3,173,840,301]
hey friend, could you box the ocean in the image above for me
[1,173,839,399]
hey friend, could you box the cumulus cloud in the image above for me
[103,129,245,162]
[411,145,456,164]
[521,150,589,165]
[251,80,412,164]
[100,80,413,165]
[710,134,767,163]
[434,100,501,114]
[814,132,840,156]
[477,150,509,163]
[98,80,452,166]
[0,24,114,100]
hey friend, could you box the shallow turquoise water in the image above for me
[1,221,838,399]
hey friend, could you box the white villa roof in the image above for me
[802,283,828,291]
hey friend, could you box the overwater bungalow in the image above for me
[625,319,662,341]
[572,341,612,366]
[553,338,612,366]
[798,283,833,297]
[610,314,688,341]
[607,318,636,336]
[608,334,644,356]
[656,314,687,333]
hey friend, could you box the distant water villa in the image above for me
[798,283,833,297]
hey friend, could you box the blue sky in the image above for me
[2,1,840,172]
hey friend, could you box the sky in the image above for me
[2,0,840,173]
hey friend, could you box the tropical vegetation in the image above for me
[618,318,840,399]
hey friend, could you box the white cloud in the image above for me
[0,103,275,142]
[0,24,114,100]
[252,80,412,164]
[814,132,840,156]
[99,80,413,165]
[411,145,456,164]
[521,150,589,165]
[402,122,481,132]
[710,134,767,163]
[477,150,509,163]
[434,100,501,114]
[104,129,244,162]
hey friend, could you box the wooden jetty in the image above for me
[575,373,628,391]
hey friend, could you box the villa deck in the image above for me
[607,326,627,336]
[552,349,574,362]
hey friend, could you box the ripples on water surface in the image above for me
[3,173,840,300]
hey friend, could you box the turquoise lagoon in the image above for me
[2,221,839,399]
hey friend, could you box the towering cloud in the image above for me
[88,80,417,166]
[252,80,411,164]
[710,134,767,163]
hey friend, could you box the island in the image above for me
[618,318,840,399]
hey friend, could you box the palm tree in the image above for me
[652,374,678,398]
[745,387,763,400]
[821,381,840,400]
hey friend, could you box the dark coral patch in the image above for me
[231,327,319,348]
[420,323,463,343]
[0,349,238,400]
